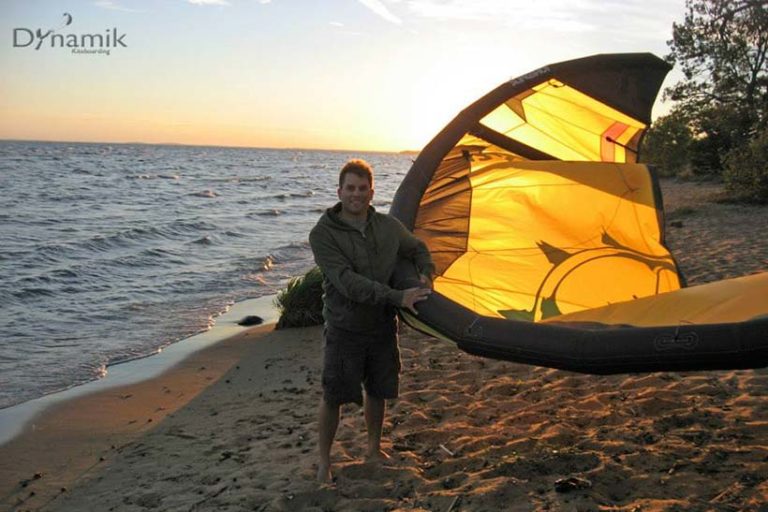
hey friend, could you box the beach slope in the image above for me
[3,179,767,512]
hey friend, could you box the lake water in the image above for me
[0,141,413,409]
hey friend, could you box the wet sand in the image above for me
[2,178,767,512]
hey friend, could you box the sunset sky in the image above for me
[0,0,686,152]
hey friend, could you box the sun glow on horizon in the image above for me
[0,0,684,152]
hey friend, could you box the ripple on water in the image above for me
[0,141,411,409]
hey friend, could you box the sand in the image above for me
[2,178,767,512]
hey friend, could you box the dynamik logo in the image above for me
[13,12,127,56]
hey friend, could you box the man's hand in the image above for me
[400,287,431,315]
[419,273,433,289]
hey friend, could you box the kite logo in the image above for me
[653,332,699,351]
[500,232,678,322]
[12,13,127,56]
[507,66,551,87]
[464,318,484,339]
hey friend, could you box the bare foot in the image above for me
[316,463,333,484]
[365,449,391,464]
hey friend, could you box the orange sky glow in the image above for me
[0,0,685,152]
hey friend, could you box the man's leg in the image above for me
[364,320,399,463]
[317,398,340,483]
[364,393,389,462]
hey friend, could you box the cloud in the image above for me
[403,0,594,31]
[399,0,681,36]
[329,21,345,27]
[94,0,145,12]
[187,0,230,5]
[357,0,403,25]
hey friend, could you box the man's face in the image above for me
[338,172,374,217]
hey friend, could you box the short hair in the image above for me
[338,159,374,188]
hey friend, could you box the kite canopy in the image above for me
[391,53,768,374]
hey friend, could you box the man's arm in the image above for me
[309,227,405,307]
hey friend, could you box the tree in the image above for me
[664,0,768,172]
[723,126,768,202]
[641,109,694,176]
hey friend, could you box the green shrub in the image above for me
[641,111,693,177]
[274,266,324,329]
[723,128,768,203]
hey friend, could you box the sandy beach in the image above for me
[2,178,767,512]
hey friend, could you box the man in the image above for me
[309,158,434,483]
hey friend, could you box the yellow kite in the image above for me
[391,53,768,373]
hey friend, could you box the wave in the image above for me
[84,227,166,252]
[29,219,219,260]
[231,248,307,278]
[127,174,181,180]
[191,235,215,245]
[11,286,57,299]
[264,242,312,268]
[31,226,166,257]
[169,219,219,233]
[209,175,272,183]
[41,193,97,203]
[190,190,219,198]
[134,247,187,265]
[246,209,282,218]
[242,273,269,285]
[272,191,315,200]
[8,223,224,290]
[10,267,79,288]
[72,168,98,176]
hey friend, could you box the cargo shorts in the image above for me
[321,319,401,407]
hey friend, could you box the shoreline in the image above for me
[0,322,279,512]
[0,294,279,448]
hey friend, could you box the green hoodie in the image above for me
[309,203,435,332]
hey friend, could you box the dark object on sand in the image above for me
[554,476,592,493]
[238,315,263,326]
[391,53,768,374]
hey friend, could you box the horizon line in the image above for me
[0,137,421,155]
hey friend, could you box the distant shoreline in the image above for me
[0,138,414,155]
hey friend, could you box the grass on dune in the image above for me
[274,266,324,329]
